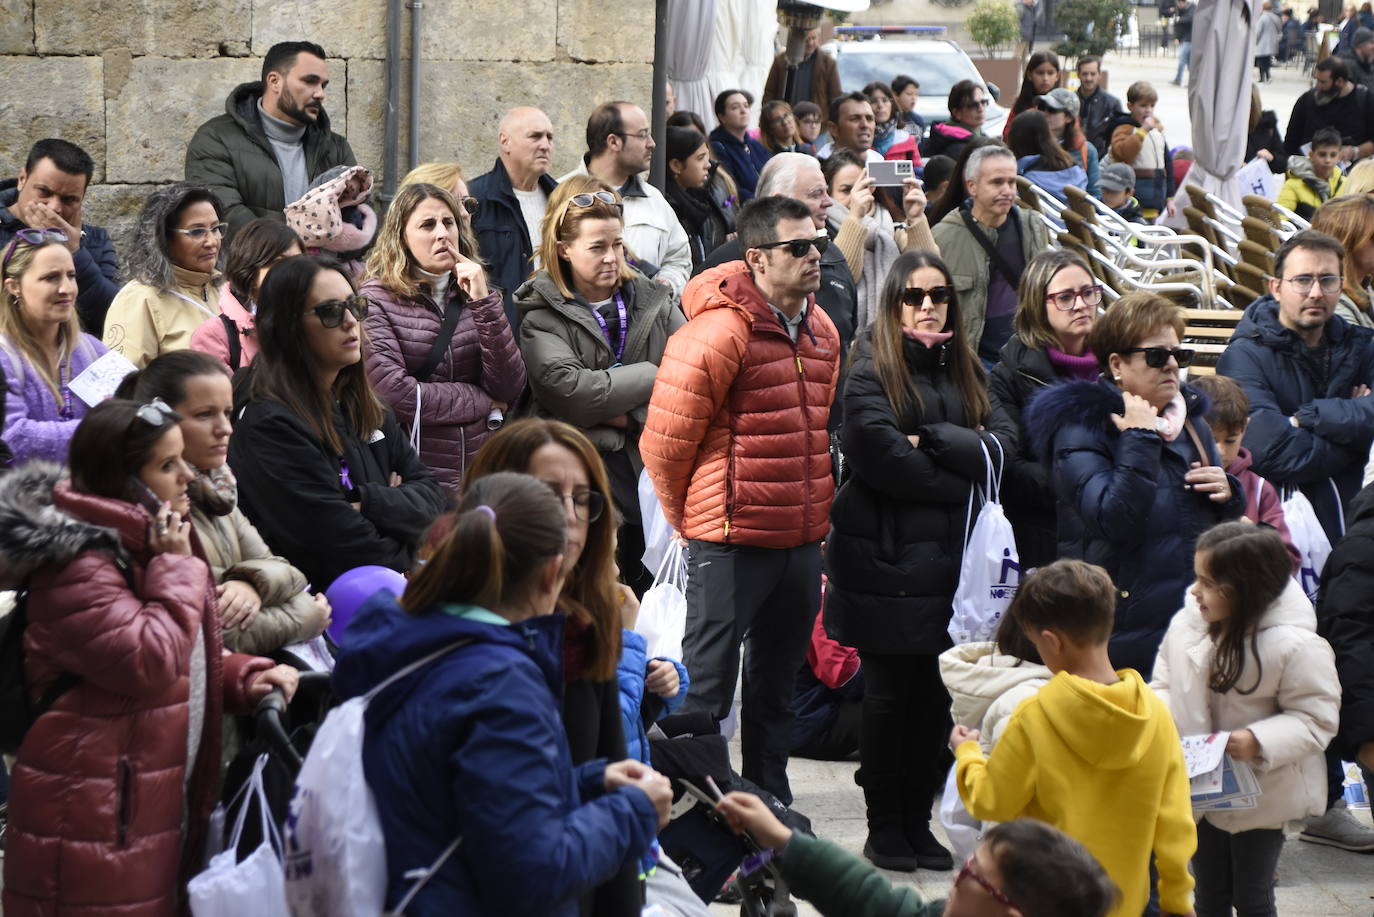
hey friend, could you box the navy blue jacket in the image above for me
[708,126,772,202]
[333,597,660,917]
[0,178,120,336]
[1025,378,1244,676]
[616,628,688,765]
[468,158,559,328]
[1216,295,1374,541]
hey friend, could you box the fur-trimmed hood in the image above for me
[0,461,123,587]
[123,182,226,292]
[1023,376,1208,464]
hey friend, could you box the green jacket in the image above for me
[932,204,1050,348]
[184,81,356,241]
[779,832,946,916]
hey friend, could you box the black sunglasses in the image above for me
[756,236,830,258]
[460,196,479,216]
[1119,346,1194,368]
[309,294,369,328]
[901,285,953,307]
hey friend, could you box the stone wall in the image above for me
[0,0,656,256]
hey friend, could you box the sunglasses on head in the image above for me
[1119,346,1194,368]
[570,191,621,211]
[901,285,953,307]
[2,227,69,274]
[309,294,369,328]
[133,397,176,428]
[755,236,830,258]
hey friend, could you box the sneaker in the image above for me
[909,824,955,871]
[1298,800,1374,853]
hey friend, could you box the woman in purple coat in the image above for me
[0,230,108,464]
[360,182,526,492]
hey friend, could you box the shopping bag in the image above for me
[639,467,675,573]
[948,438,1021,645]
[635,541,687,660]
[938,765,982,865]
[189,754,290,917]
[1281,486,1333,601]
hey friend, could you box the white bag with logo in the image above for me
[938,764,983,865]
[1281,485,1335,601]
[189,755,290,917]
[634,540,687,661]
[948,438,1021,645]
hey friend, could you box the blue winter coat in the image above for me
[1024,377,1244,676]
[1016,154,1089,205]
[708,126,772,202]
[616,628,689,765]
[332,597,660,917]
[1217,295,1374,541]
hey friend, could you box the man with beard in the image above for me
[186,41,356,242]
[1284,55,1374,162]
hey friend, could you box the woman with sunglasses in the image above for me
[824,250,1014,873]
[0,230,108,464]
[666,126,737,270]
[228,254,446,592]
[517,177,685,595]
[988,250,1102,568]
[462,418,646,917]
[359,182,524,492]
[103,183,226,369]
[0,398,296,915]
[1025,291,1243,676]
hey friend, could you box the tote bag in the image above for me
[1281,485,1335,601]
[189,754,290,917]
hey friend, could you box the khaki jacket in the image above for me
[932,205,1049,347]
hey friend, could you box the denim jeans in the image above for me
[1175,40,1192,82]
[1192,819,1285,917]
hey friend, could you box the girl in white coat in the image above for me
[1151,522,1341,917]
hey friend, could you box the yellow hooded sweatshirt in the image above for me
[954,669,1195,917]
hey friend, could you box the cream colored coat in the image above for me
[939,641,1053,754]
[103,265,222,369]
[1150,577,1340,833]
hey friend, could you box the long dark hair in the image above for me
[115,349,230,404]
[68,399,183,504]
[1008,110,1072,171]
[1194,522,1293,694]
[1011,51,1061,117]
[870,250,989,425]
[250,254,385,456]
[927,135,1003,225]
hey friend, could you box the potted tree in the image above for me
[967,0,1024,99]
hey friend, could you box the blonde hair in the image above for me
[363,182,479,299]
[536,175,636,300]
[1311,194,1374,308]
[401,161,465,193]
[0,239,84,403]
[1341,159,1374,196]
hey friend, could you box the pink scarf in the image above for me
[902,329,954,347]
[1155,391,1187,442]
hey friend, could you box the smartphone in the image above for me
[867,159,915,188]
[131,479,163,516]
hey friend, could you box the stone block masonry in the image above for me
[1,0,654,257]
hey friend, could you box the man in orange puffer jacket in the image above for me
[641,196,840,804]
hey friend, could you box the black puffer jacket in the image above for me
[824,332,1015,654]
[1315,483,1374,760]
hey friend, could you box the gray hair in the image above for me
[757,152,816,200]
[965,144,1017,185]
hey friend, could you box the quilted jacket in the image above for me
[640,261,840,547]
[360,281,526,491]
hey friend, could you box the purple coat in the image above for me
[361,279,526,491]
[1,332,107,464]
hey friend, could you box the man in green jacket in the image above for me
[185,41,355,242]
[931,145,1050,370]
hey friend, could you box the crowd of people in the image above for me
[0,31,1372,917]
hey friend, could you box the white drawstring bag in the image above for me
[948,438,1020,645]
[937,764,983,865]
[634,540,687,661]
[189,754,290,917]
[1281,485,1336,601]
[639,467,676,574]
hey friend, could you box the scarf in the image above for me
[902,329,954,348]
[1046,345,1101,381]
[188,462,238,517]
[1155,391,1188,442]
[829,197,902,331]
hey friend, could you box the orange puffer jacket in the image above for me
[641,261,840,548]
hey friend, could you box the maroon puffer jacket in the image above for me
[1,472,273,917]
[360,279,527,491]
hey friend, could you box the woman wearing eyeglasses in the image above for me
[228,254,446,592]
[824,250,1014,873]
[1025,292,1243,676]
[517,177,685,594]
[0,230,108,464]
[0,398,296,915]
[359,182,525,492]
[988,250,1102,568]
[103,183,226,369]
[759,100,816,157]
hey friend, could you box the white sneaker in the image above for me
[1298,800,1374,853]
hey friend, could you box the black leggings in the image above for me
[1193,819,1284,917]
[1256,54,1273,80]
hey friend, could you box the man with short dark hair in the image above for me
[0,139,119,334]
[562,101,691,294]
[817,93,881,162]
[1075,56,1123,156]
[186,40,355,241]
[1284,54,1374,160]
[642,195,840,805]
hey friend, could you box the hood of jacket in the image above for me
[1037,669,1162,769]
[1106,111,1140,133]
[1023,376,1208,464]
[1286,154,1325,186]
[1232,293,1363,357]
[0,177,20,231]
[1225,445,1254,478]
[939,641,1053,730]
[332,592,567,717]
[124,182,226,292]
[0,461,126,587]
[224,81,337,145]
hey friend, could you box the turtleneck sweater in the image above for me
[258,100,309,205]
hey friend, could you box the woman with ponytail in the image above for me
[332,472,671,916]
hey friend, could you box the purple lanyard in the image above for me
[589,292,628,366]
[58,353,73,420]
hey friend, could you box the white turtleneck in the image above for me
[414,265,452,303]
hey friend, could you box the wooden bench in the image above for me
[1182,307,1244,376]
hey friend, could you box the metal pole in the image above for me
[381,0,402,204]
[650,0,670,191]
[408,0,424,171]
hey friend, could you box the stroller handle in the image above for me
[254,687,304,771]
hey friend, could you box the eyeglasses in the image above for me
[1119,346,1195,368]
[1045,284,1105,310]
[1281,273,1343,295]
[308,293,369,328]
[901,285,953,307]
[545,483,606,523]
[955,856,1016,908]
[460,196,480,217]
[171,223,228,241]
[134,397,177,427]
[964,98,991,109]
[755,236,830,258]
[764,113,795,126]
[615,129,653,142]
[799,116,821,125]
[1,227,68,274]
[570,191,621,210]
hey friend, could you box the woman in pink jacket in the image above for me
[360,182,526,492]
[190,218,303,371]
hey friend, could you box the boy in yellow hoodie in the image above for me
[950,559,1197,917]
[1276,127,1346,221]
